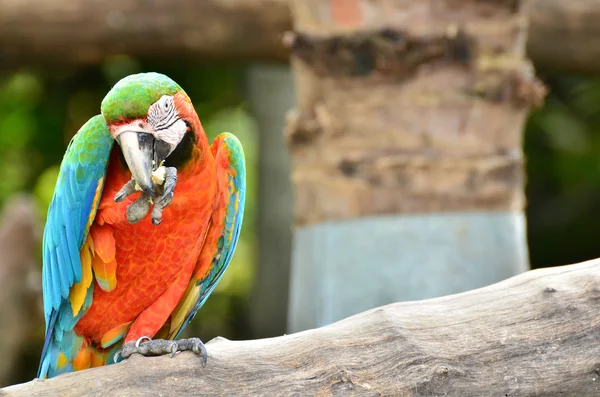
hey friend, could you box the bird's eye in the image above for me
[164,101,169,110]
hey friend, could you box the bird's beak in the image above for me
[118,131,156,197]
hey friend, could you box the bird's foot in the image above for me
[114,179,138,203]
[115,336,207,366]
[125,193,152,224]
[113,166,178,226]
[151,166,177,226]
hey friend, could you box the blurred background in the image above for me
[1,0,599,387]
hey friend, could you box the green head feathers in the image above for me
[101,72,184,124]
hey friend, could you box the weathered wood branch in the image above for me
[3,259,600,396]
[0,0,600,73]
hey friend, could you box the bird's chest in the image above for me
[110,176,216,280]
[95,164,218,296]
[118,198,210,278]
[75,169,217,341]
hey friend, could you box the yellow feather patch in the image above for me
[57,352,69,370]
[92,253,117,292]
[72,347,92,371]
[89,224,117,292]
[229,192,240,244]
[101,321,132,348]
[69,236,94,316]
[90,351,106,368]
[85,177,104,235]
[88,231,95,252]
[169,281,201,337]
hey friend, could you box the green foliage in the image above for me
[0,73,43,207]
[33,166,59,219]
[525,74,600,267]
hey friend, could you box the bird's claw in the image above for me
[114,179,138,203]
[151,167,177,226]
[159,167,177,206]
[115,167,178,226]
[171,337,208,365]
[126,193,152,224]
[135,335,152,347]
[117,336,208,366]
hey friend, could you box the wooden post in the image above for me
[286,0,546,332]
[246,64,295,338]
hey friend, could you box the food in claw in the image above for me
[38,72,246,379]
[124,164,168,223]
[151,165,166,185]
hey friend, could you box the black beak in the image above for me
[118,131,157,197]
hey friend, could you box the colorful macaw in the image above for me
[37,72,245,378]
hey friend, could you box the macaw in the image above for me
[37,72,246,378]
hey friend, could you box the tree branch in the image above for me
[1,0,599,73]
[3,259,600,396]
[525,0,600,74]
[0,0,291,67]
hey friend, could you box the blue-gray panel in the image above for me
[288,212,529,332]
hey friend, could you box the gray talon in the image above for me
[117,166,178,225]
[151,167,177,226]
[151,204,164,226]
[177,337,208,366]
[135,336,152,348]
[158,167,177,206]
[114,179,137,203]
[126,193,152,224]
[118,337,208,366]
[152,216,163,226]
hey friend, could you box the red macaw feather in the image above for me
[38,75,245,378]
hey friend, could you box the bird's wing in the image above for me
[38,115,114,378]
[164,132,246,339]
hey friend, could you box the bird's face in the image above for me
[108,94,188,197]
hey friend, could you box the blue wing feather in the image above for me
[64,208,81,282]
[38,115,113,378]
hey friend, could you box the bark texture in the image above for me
[286,0,545,226]
[0,0,597,73]
[2,259,600,396]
